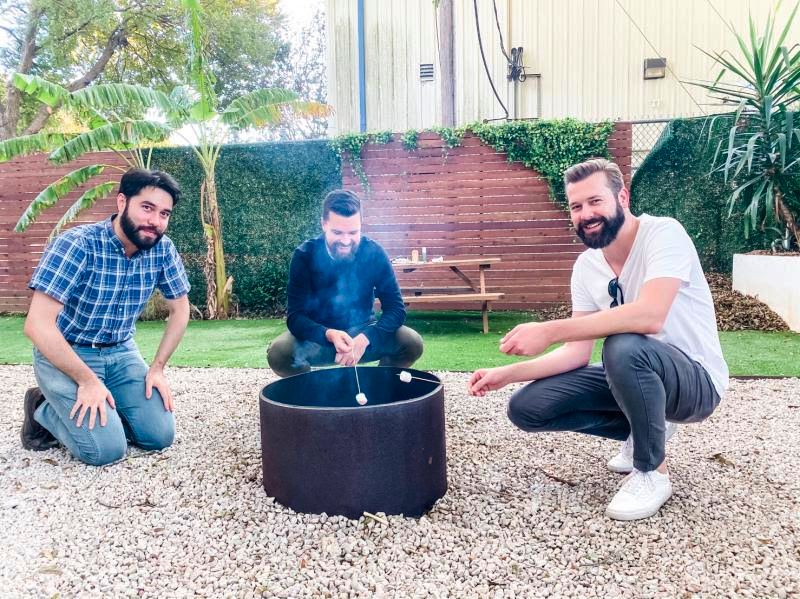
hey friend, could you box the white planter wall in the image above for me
[732,254,800,332]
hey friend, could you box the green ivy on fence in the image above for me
[329,119,614,203]
[328,130,392,190]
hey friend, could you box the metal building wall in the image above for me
[327,0,797,133]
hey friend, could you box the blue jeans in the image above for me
[32,340,175,466]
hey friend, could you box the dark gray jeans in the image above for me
[267,325,424,378]
[507,333,720,472]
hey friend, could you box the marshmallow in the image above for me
[356,393,368,405]
[399,371,412,383]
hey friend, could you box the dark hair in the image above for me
[322,189,361,220]
[563,158,624,198]
[118,168,181,206]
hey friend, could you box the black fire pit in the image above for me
[259,366,447,519]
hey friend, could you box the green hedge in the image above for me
[631,117,770,272]
[151,140,341,314]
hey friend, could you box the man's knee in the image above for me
[80,431,127,466]
[134,406,175,451]
[507,381,551,431]
[397,326,424,363]
[267,332,304,377]
[602,333,650,370]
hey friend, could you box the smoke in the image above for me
[292,340,320,369]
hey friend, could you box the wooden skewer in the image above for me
[396,372,437,383]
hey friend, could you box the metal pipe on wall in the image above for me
[357,0,367,132]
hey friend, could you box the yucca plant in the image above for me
[1,0,331,319]
[691,2,800,250]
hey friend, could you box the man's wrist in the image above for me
[540,320,560,346]
[75,370,99,386]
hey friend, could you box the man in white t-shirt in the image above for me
[468,158,728,521]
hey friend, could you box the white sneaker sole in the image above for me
[606,459,634,474]
[605,485,673,521]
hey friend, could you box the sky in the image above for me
[279,0,323,31]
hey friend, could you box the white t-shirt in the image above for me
[570,214,729,398]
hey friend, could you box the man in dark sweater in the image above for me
[267,189,424,377]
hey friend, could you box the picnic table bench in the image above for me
[393,258,504,333]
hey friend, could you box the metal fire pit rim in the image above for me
[260,368,443,412]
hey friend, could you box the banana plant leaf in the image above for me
[14,164,108,231]
[49,181,118,240]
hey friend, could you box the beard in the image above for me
[120,204,164,251]
[576,201,626,249]
[326,240,358,262]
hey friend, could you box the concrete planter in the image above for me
[732,254,800,332]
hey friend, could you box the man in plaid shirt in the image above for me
[20,168,191,466]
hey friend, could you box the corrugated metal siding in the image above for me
[327,0,800,133]
[326,0,360,132]
[327,0,440,132]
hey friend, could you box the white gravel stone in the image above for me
[0,365,798,598]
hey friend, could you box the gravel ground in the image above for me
[1,364,798,599]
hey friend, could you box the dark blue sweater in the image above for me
[286,235,406,346]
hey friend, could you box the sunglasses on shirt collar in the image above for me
[608,277,624,308]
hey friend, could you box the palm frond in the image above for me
[181,0,217,115]
[14,165,107,231]
[72,83,178,116]
[12,73,71,107]
[221,89,332,129]
[48,182,118,240]
[49,121,173,164]
[0,132,75,162]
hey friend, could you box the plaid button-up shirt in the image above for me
[29,216,190,345]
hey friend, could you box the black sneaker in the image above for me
[20,387,59,451]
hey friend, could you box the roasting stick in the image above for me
[397,371,436,384]
[352,349,367,405]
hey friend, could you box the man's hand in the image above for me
[69,376,116,429]
[468,366,512,396]
[499,321,555,356]
[327,329,354,364]
[146,365,174,412]
[337,333,370,366]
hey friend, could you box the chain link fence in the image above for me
[631,119,671,174]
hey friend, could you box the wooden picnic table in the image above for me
[393,257,504,334]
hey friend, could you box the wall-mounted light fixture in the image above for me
[643,57,667,80]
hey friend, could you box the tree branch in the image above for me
[67,27,129,92]
[22,26,129,135]
[52,16,97,43]
[1,2,42,139]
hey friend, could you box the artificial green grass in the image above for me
[1,312,799,376]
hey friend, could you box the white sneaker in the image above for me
[606,421,678,474]
[605,469,673,521]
